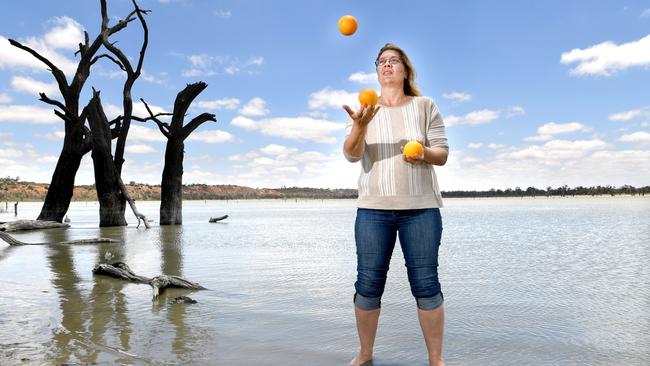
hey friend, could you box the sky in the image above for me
[1,0,649,190]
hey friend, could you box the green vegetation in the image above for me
[443,185,649,198]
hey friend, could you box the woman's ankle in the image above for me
[350,352,373,365]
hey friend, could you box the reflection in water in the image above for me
[42,230,85,364]
[88,227,132,364]
[159,225,192,360]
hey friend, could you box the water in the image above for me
[0,197,649,365]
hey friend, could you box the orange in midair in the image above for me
[338,15,358,36]
[358,88,378,106]
[403,141,424,159]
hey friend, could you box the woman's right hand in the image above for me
[342,104,380,129]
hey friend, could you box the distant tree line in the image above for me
[1,178,648,203]
[442,185,649,198]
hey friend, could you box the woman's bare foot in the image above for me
[350,354,373,366]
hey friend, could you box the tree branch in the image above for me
[139,99,172,139]
[131,0,150,76]
[182,113,217,140]
[54,110,72,124]
[38,93,73,117]
[9,39,69,91]
[90,54,126,71]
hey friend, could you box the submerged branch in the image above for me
[93,261,205,301]
[0,230,120,246]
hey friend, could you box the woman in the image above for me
[342,43,449,366]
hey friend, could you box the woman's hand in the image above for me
[342,104,380,129]
[401,140,449,166]
[401,140,425,165]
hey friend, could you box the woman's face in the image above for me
[376,50,406,87]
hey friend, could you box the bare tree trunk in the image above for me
[87,92,127,227]
[141,82,216,226]
[37,148,83,222]
[160,139,184,225]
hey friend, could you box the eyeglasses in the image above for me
[375,57,402,67]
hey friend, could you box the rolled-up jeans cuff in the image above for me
[416,292,444,310]
[354,292,381,310]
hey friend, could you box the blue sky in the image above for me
[1,0,649,190]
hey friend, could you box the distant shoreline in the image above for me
[1,178,647,202]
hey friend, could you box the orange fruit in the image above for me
[358,88,378,106]
[338,15,358,36]
[403,140,424,159]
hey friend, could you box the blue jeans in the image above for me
[354,208,444,310]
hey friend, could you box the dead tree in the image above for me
[140,82,216,225]
[8,0,145,223]
[101,0,151,221]
[86,91,150,228]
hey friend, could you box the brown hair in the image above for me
[376,43,421,96]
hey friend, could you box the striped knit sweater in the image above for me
[344,96,449,209]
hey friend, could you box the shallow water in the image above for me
[1,197,649,365]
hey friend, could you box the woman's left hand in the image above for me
[401,140,426,164]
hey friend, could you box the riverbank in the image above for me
[2,179,649,203]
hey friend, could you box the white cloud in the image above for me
[126,144,157,154]
[446,109,499,126]
[0,93,12,104]
[0,17,84,77]
[181,53,264,77]
[214,10,232,19]
[39,130,65,140]
[187,130,235,143]
[525,122,590,141]
[349,72,377,84]
[0,148,24,158]
[127,125,166,142]
[487,144,506,150]
[538,122,590,135]
[239,97,269,117]
[308,87,358,110]
[11,76,59,96]
[247,57,264,66]
[437,147,650,191]
[141,70,167,85]
[230,115,345,144]
[641,9,650,17]
[44,17,84,50]
[498,139,611,161]
[260,144,297,155]
[608,107,649,121]
[227,151,259,161]
[223,144,358,188]
[230,116,257,130]
[524,134,553,142]
[468,143,483,149]
[0,105,59,124]
[618,131,650,143]
[506,106,526,118]
[560,34,650,76]
[198,98,240,110]
[443,92,471,103]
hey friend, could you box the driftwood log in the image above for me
[0,231,120,246]
[93,262,205,301]
[208,215,228,223]
[0,220,70,232]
